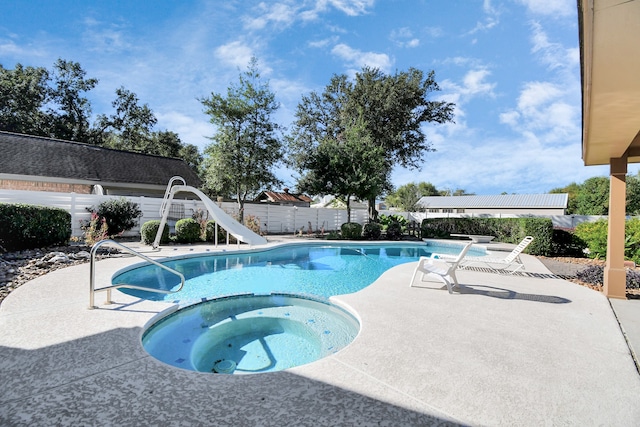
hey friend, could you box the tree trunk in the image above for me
[346,195,352,223]
[236,184,245,224]
[368,197,378,222]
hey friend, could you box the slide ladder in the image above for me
[153,178,267,248]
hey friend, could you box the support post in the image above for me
[604,155,627,299]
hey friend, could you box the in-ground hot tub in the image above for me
[142,294,360,374]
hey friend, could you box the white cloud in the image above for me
[466,0,500,35]
[81,17,132,53]
[331,43,392,73]
[0,37,48,60]
[214,41,255,69]
[301,0,375,20]
[441,68,496,101]
[156,111,215,151]
[515,0,574,17]
[243,2,298,31]
[308,36,340,48]
[390,27,420,48]
[530,21,578,72]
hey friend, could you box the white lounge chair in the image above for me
[410,242,474,294]
[459,235,534,274]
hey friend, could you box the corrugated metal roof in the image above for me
[417,194,568,209]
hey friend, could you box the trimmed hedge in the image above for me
[0,203,71,251]
[363,222,382,240]
[140,220,170,245]
[175,218,202,243]
[341,222,363,240]
[420,217,553,256]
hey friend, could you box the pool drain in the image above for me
[213,359,237,374]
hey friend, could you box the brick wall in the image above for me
[0,179,92,194]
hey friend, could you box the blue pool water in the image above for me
[116,241,482,303]
[142,294,360,374]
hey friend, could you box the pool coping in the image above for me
[1,237,640,426]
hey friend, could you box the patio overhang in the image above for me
[579,0,640,165]
[578,0,640,299]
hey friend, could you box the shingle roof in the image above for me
[417,194,568,209]
[257,191,313,204]
[0,131,201,187]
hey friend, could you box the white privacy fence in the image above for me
[0,190,371,238]
[0,189,602,239]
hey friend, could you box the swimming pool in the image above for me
[115,241,483,303]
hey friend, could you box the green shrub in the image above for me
[82,212,109,246]
[89,197,142,236]
[326,230,341,240]
[341,222,363,240]
[385,222,403,240]
[420,217,553,256]
[175,218,202,243]
[205,220,228,243]
[0,203,71,251]
[244,214,262,235]
[140,220,170,245]
[379,214,408,233]
[551,228,586,257]
[363,222,382,240]
[574,220,608,259]
[624,218,640,265]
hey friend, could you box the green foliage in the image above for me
[205,220,224,243]
[551,228,586,257]
[288,66,455,219]
[341,222,363,240]
[574,220,608,259]
[89,198,142,236]
[175,218,202,243]
[363,222,382,240]
[385,222,403,240]
[200,57,283,223]
[81,212,109,246]
[297,117,387,219]
[575,176,610,215]
[243,214,262,235]
[624,219,640,264]
[549,182,580,215]
[0,63,51,136]
[420,217,553,256]
[379,214,408,231]
[0,60,202,173]
[326,230,342,240]
[140,220,169,245]
[385,182,439,211]
[0,203,71,251]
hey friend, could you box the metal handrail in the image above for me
[89,239,185,309]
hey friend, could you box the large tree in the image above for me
[94,87,157,151]
[297,117,387,219]
[289,66,454,219]
[386,182,440,211]
[0,63,50,135]
[47,59,98,142]
[200,57,283,222]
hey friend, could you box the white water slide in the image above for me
[153,177,268,248]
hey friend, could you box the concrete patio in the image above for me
[1,239,639,426]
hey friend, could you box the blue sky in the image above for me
[1,0,633,195]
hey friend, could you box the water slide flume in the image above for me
[153,179,268,248]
